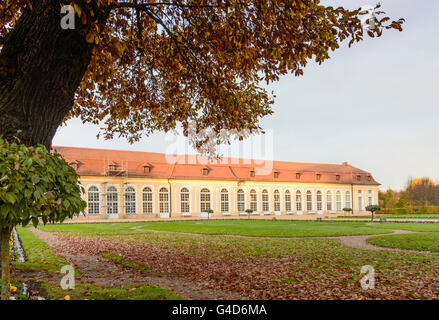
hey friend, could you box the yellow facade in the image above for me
[74,176,379,221]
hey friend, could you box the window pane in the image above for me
[88,186,100,215]
[200,188,211,212]
[221,189,229,213]
[107,187,118,214]
[142,187,153,214]
[237,189,245,212]
[285,190,291,212]
[159,187,169,213]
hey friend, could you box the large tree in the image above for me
[0,1,403,150]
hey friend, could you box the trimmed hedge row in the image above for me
[377,206,439,215]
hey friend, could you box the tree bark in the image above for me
[0,1,95,149]
[0,224,12,300]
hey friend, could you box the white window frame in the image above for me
[296,190,303,213]
[180,187,191,216]
[285,189,292,213]
[124,185,137,215]
[316,190,323,212]
[87,185,100,215]
[200,187,211,214]
[336,190,342,211]
[220,188,230,214]
[326,190,333,212]
[237,189,245,213]
[142,186,154,214]
[345,190,351,209]
[273,189,281,213]
[306,190,313,213]
[250,189,258,214]
[106,186,119,215]
[159,187,170,214]
[358,190,363,211]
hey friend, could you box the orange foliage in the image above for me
[0,1,404,147]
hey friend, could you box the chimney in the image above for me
[342,162,348,166]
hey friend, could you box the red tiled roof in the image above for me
[54,146,380,185]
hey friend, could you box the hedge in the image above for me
[377,206,439,215]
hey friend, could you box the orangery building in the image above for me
[54,146,380,220]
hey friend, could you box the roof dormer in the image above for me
[69,161,78,170]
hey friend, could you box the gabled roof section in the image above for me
[53,146,380,185]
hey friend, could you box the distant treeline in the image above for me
[379,177,439,212]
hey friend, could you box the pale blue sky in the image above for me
[53,0,439,190]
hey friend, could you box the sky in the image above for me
[53,0,439,191]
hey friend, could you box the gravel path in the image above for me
[134,226,438,254]
[29,228,247,300]
[336,229,439,254]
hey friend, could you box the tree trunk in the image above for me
[0,1,95,149]
[0,224,12,300]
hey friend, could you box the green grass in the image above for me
[14,227,183,300]
[101,252,155,274]
[367,233,439,252]
[13,227,67,272]
[90,228,439,299]
[366,222,439,232]
[39,220,394,237]
[23,220,439,299]
[37,222,146,236]
[337,214,439,219]
[378,214,439,219]
[40,280,182,300]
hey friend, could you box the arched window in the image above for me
[142,187,153,214]
[262,189,269,212]
[296,190,302,211]
[250,189,258,212]
[368,190,373,206]
[237,189,245,213]
[200,188,211,212]
[316,191,322,211]
[306,191,313,211]
[274,190,281,212]
[87,186,100,215]
[326,191,332,211]
[285,190,292,213]
[220,188,229,213]
[345,190,351,209]
[159,187,169,214]
[358,190,363,211]
[180,187,190,214]
[336,191,342,211]
[106,186,118,214]
[125,186,136,214]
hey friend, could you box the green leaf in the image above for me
[31,175,40,184]
[4,192,17,204]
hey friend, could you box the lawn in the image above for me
[367,233,439,252]
[29,220,439,299]
[336,214,439,219]
[39,220,395,237]
[14,227,182,300]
